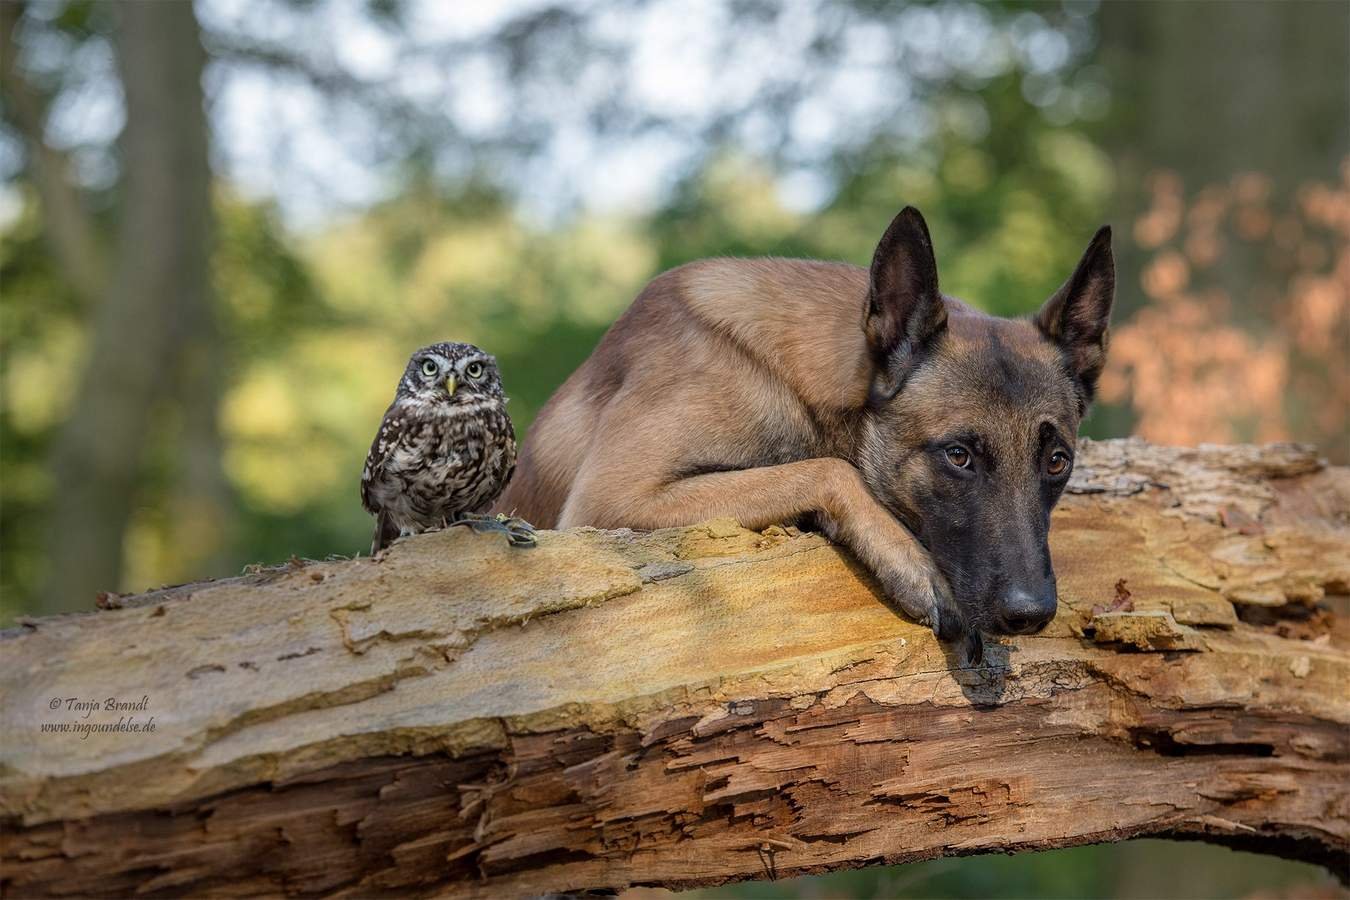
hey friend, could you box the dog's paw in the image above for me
[926,601,985,667]
[880,553,952,628]
[962,629,985,666]
[881,556,981,662]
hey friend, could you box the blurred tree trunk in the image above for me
[38,0,219,614]
[0,3,108,304]
[1101,0,1347,198]
[1097,1,1350,456]
[167,313,235,590]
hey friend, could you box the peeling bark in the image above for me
[1,439,1347,897]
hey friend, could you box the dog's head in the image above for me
[858,207,1114,641]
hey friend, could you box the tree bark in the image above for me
[2,439,1346,897]
[38,0,218,615]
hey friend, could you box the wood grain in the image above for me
[1,438,1346,897]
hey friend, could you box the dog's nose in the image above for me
[997,589,1058,635]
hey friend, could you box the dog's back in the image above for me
[496,257,874,526]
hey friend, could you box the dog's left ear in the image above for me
[866,207,948,400]
[1036,225,1114,410]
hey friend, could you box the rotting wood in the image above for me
[1,438,1347,897]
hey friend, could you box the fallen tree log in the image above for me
[1,438,1347,897]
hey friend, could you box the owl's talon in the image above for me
[447,514,536,548]
[447,513,498,535]
[501,517,537,548]
[451,512,493,524]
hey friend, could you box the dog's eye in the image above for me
[465,361,484,379]
[1047,450,1071,477]
[944,445,972,469]
[420,360,438,377]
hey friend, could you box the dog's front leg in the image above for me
[560,458,970,650]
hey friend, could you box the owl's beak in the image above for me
[445,374,457,396]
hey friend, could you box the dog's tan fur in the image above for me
[496,208,1113,652]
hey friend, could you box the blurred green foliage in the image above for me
[687,840,1339,899]
[0,200,81,612]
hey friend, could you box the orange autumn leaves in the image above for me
[1101,161,1350,458]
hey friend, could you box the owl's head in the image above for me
[397,342,505,406]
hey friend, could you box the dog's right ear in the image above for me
[1035,225,1114,413]
[866,207,948,400]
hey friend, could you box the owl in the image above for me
[361,342,534,553]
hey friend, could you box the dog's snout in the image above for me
[997,588,1057,635]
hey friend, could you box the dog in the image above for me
[495,207,1114,660]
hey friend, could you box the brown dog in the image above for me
[496,207,1113,659]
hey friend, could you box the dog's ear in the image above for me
[1036,225,1114,410]
[866,207,947,398]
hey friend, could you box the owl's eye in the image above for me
[420,360,438,377]
[465,361,484,379]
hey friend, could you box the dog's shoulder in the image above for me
[646,257,872,411]
[676,256,866,317]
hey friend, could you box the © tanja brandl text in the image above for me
[42,695,156,740]
[51,695,151,716]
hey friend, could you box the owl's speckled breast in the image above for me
[362,397,517,534]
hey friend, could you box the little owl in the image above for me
[361,342,533,552]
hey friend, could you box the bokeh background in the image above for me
[1,1,1346,896]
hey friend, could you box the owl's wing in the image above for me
[501,408,518,489]
[360,407,409,515]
